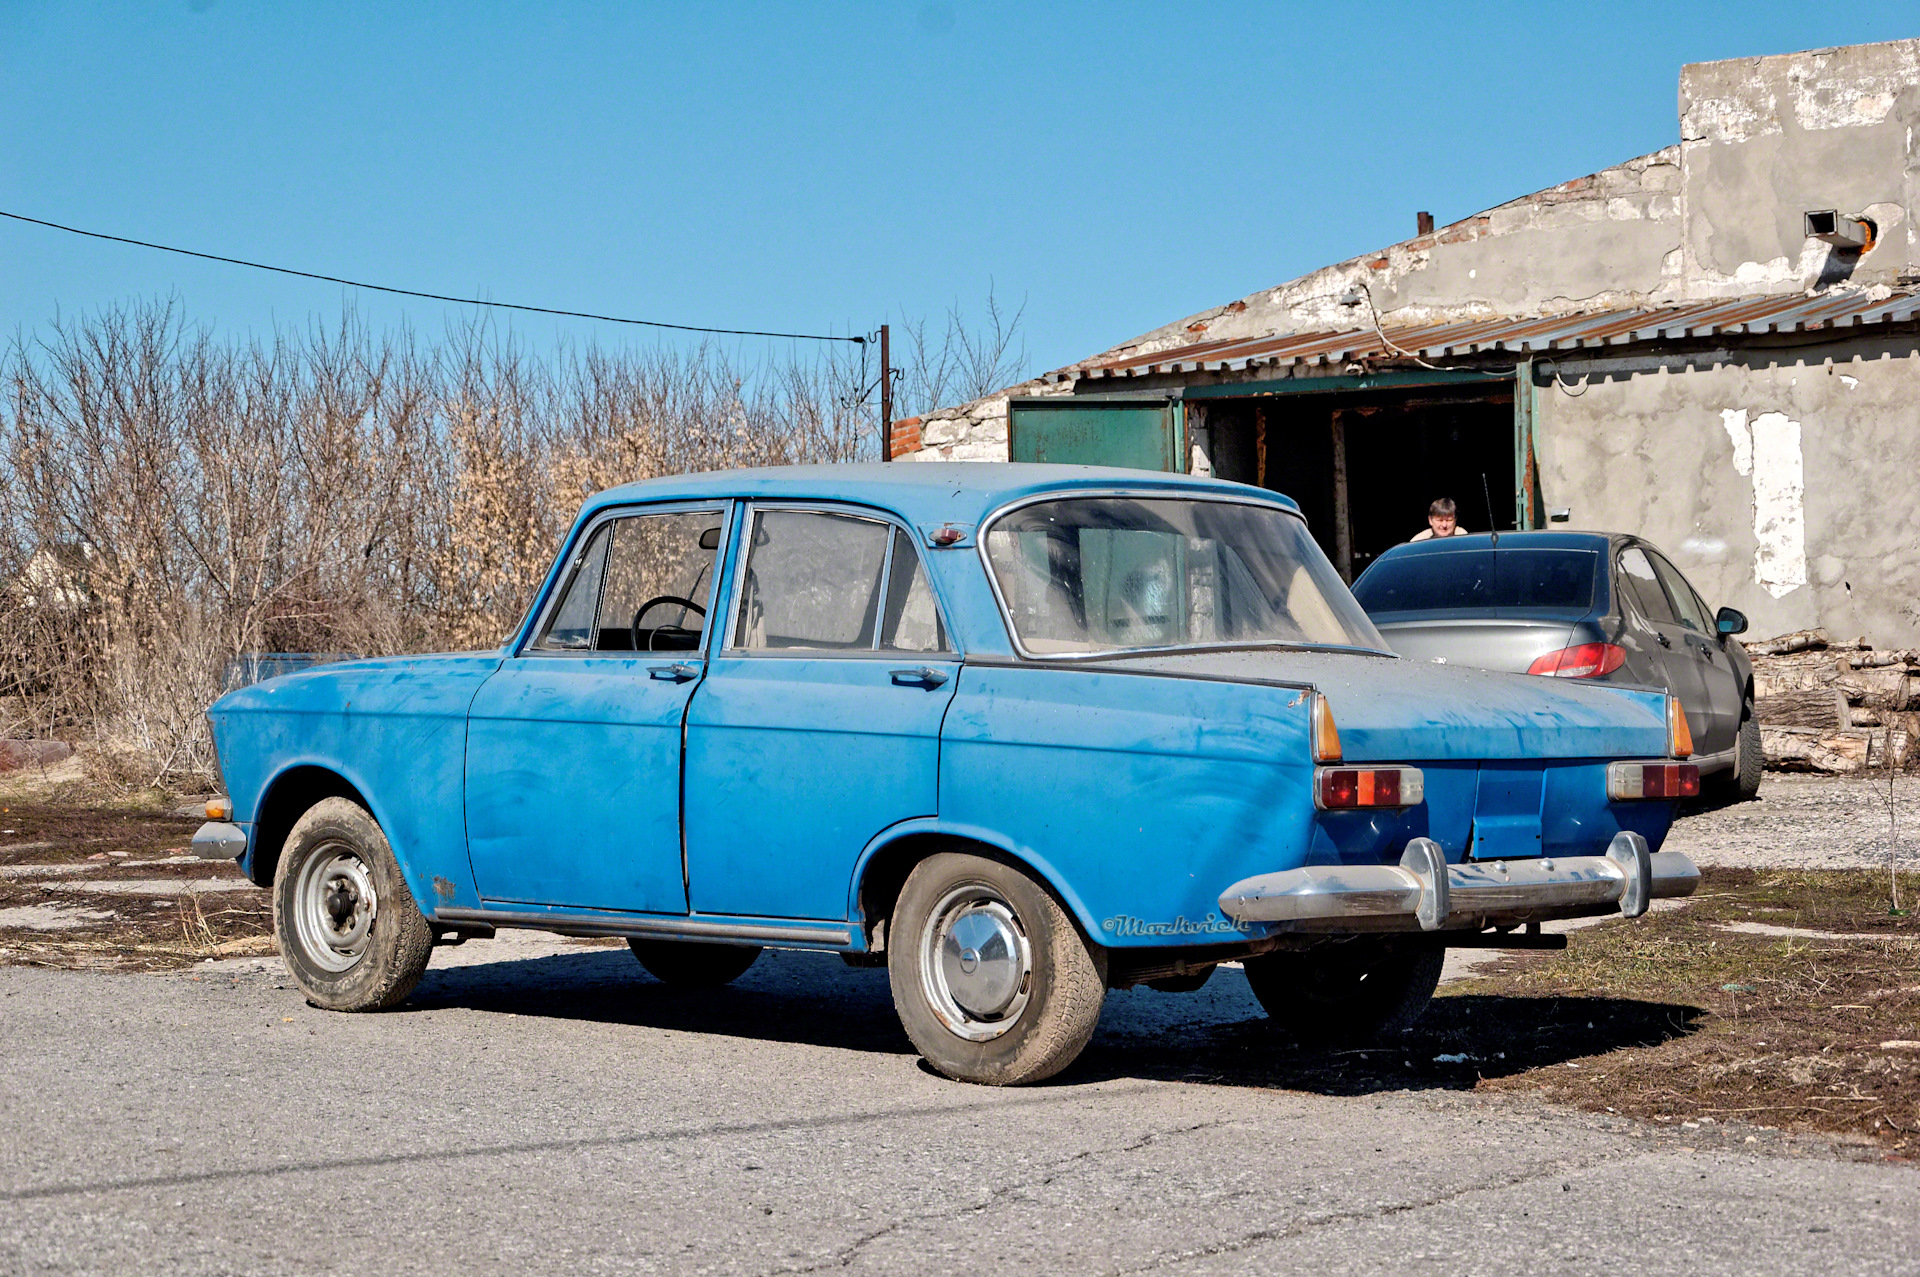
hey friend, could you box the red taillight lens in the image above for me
[1527,643,1627,679]
[1315,766,1424,810]
[1607,761,1701,800]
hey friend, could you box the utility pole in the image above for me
[879,323,892,461]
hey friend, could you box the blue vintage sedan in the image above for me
[195,464,1699,1084]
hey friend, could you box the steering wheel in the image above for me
[632,595,708,652]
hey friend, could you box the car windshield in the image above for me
[983,496,1388,656]
[1353,548,1599,618]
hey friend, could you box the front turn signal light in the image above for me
[1311,692,1342,764]
[205,796,233,821]
[1668,695,1694,759]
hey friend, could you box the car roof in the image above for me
[580,462,1304,527]
[1371,530,1615,559]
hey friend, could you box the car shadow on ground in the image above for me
[402,945,1704,1096]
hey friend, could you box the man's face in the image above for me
[1428,512,1456,537]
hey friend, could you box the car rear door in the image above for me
[463,502,730,913]
[682,505,959,921]
[1645,549,1744,754]
[1614,544,1712,746]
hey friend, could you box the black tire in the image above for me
[1243,938,1444,1046]
[888,852,1107,1086]
[1728,713,1764,802]
[627,939,761,988]
[273,797,433,1011]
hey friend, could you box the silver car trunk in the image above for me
[1374,616,1594,674]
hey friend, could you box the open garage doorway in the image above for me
[1194,381,1517,581]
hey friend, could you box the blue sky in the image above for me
[3,3,1917,379]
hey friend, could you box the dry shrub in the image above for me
[0,298,997,788]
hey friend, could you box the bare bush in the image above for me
[0,295,991,788]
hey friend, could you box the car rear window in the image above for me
[1353,548,1598,617]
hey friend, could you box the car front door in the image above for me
[1646,549,1744,755]
[464,502,730,912]
[683,505,959,921]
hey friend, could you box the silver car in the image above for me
[1352,531,1759,800]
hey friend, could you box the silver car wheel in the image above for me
[920,884,1032,1042]
[293,842,379,973]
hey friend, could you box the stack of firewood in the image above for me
[1746,628,1916,772]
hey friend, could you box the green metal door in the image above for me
[1007,397,1182,471]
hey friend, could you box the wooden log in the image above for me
[1760,726,1870,772]
[1837,668,1913,710]
[1869,728,1914,770]
[1746,628,1830,656]
[1755,687,1850,730]
[1753,659,1841,699]
[1851,705,1885,727]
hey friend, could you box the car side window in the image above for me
[733,509,890,650]
[533,523,613,649]
[534,509,723,652]
[1647,553,1712,634]
[880,528,949,653]
[1616,548,1678,626]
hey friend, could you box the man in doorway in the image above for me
[1410,497,1469,541]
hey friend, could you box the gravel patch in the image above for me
[1664,773,1920,870]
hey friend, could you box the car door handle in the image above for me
[890,667,949,689]
[648,662,702,682]
[1654,632,1671,648]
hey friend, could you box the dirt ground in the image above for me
[4,774,1918,1155]
[0,801,272,970]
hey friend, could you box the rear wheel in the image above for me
[273,797,433,1011]
[888,852,1106,1086]
[627,939,761,988]
[1243,938,1444,1046]
[1726,713,1764,802]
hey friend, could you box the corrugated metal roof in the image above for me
[1055,289,1920,383]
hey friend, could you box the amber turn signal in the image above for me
[1311,692,1342,764]
[1314,766,1425,810]
[205,796,233,821]
[1667,695,1694,759]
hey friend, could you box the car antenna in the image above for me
[1480,473,1499,547]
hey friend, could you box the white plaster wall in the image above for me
[1536,339,1920,646]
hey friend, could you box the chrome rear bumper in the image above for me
[1218,832,1697,933]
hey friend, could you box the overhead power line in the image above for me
[0,208,867,344]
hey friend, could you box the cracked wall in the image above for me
[1536,336,1920,646]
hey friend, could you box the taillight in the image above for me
[1527,643,1626,678]
[1311,692,1342,764]
[1315,766,1425,810]
[1668,694,1694,758]
[1608,761,1700,800]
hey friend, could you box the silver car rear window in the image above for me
[1354,548,1599,616]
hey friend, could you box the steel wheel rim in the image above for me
[921,883,1032,1042]
[293,842,378,973]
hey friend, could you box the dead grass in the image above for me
[1454,866,1920,1153]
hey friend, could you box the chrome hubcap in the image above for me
[922,885,1032,1041]
[293,844,378,973]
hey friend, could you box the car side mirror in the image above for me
[1714,606,1747,637]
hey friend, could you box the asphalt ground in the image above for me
[4,933,1918,1276]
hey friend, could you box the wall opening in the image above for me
[1198,383,1517,580]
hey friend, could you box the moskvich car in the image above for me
[196,464,1700,1084]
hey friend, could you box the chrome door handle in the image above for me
[1654,632,1672,648]
[890,667,949,689]
[648,662,702,682]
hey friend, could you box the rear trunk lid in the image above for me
[1373,616,1590,674]
[1105,649,1668,762]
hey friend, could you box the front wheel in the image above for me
[1243,938,1444,1046]
[273,797,434,1011]
[888,852,1106,1086]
